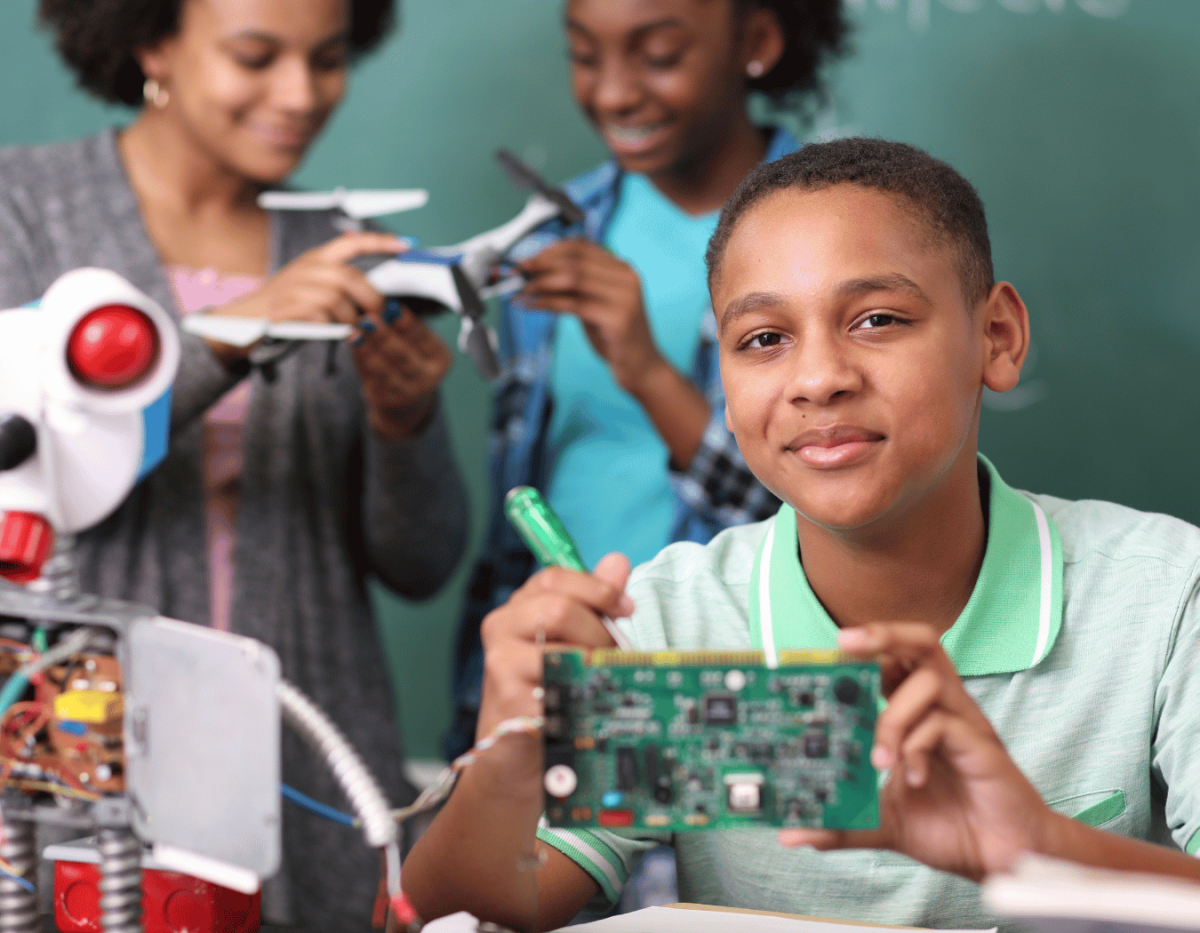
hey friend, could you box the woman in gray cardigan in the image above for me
[1,0,468,927]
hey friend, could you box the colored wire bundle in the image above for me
[0,627,93,719]
[0,859,34,893]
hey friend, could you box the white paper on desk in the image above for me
[422,911,480,933]
[561,905,995,933]
[984,853,1200,930]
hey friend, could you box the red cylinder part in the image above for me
[55,861,261,933]
[66,305,159,390]
[0,511,53,583]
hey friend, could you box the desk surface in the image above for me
[563,905,990,933]
[41,918,324,933]
[670,904,916,929]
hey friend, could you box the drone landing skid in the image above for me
[180,316,353,348]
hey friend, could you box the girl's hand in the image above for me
[517,240,670,397]
[779,623,1055,882]
[214,231,405,333]
[351,304,452,440]
[210,231,453,437]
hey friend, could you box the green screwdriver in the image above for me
[504,485,635,650]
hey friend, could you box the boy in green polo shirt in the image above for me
[403,139,1200,931]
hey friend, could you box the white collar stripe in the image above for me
[1031,499,1053,666]
[759,519,779,669]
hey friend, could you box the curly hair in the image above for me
[740,0,851,109]
[706,137,995,306]
[38,0,397,106]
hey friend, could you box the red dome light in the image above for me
[67,305,159,390]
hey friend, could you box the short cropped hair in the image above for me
[706,137,995,306]
[38,0,396,107]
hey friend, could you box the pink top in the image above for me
[168,265,263,632]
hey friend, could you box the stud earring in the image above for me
[143,78,169,109]
[746,60,765,79]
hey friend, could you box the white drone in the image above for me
[182,152,585,380]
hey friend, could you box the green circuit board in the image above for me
[542,649,880,832]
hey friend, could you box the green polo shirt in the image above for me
[538,457,1200,929]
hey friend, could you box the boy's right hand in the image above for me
[477,552,635,746]
[403,556,633,925]
[403,557,633,929]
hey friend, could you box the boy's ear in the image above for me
[980,281,1030,394]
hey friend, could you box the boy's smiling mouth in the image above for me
[787,425,884,468]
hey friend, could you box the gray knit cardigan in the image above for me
[0,128,469,930]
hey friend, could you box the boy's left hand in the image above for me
[516,239,669,398]
[779,623,1054,882]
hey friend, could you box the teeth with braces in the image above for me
[604,123,664,145]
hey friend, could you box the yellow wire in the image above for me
[4,779,98,801]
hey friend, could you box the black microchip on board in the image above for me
[616,746,638,791]
[803,731,829,759]
[704,694,737,725]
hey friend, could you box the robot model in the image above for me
[182,150,585,381]
[0,269,398,933]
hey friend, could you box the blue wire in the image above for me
[0,673,30,720]
[280,783,358,827]
[0,629,47,719]
[0,865,35,893]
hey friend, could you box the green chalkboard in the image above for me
[1,0,1197,759]
[830,0,1200,526]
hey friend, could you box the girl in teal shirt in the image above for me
[450,0,851,759]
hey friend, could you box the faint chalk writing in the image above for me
[846,0,1129,32]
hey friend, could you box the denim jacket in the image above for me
[446,128,799,757]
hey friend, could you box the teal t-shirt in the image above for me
[545,172,717,568]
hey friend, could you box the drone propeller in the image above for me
[494,150,585,226]
[450,265,500,380]
[258,187,429,219]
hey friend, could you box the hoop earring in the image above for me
[746,60,766,79]
[143,78,169,109]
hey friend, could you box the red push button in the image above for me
[0,511,53,583]
[67,305,159,390]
